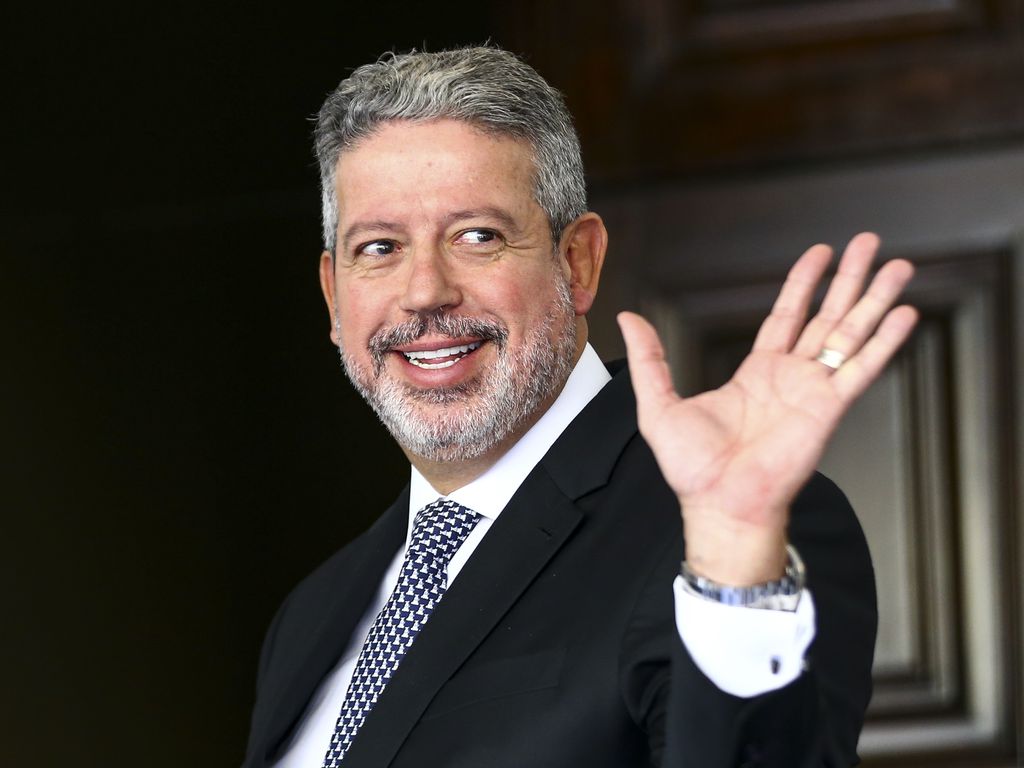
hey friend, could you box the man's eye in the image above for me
[358,240,397,258]
[454,229,502,248]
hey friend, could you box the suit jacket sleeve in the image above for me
[622,472,877,768]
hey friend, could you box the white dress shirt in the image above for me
[274,344,815,767]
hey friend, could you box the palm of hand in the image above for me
[643,349,842,528]
[617,234,918,581]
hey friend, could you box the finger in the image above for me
[814,258,915,365]
[792,232,881,357]
[617,311,678,414]
[832,305,919,402]
[752,243,832,353]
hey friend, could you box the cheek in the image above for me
[478,273,564,333]
[484,264,559,307]
[335,287,383,351]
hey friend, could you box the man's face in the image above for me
[320,119,588,464]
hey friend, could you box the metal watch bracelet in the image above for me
[679,544,806,612]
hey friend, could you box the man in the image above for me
[243,46,917,768]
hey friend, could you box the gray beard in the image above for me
[339,280,577,463]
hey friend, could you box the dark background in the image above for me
[3,3,505,765]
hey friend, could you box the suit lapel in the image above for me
[261,488,410,764]
[541,361,639,499]
[341,363,640,767]
[340,468,583,768]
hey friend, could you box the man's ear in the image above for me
[559,212,608,316]
[318,250,340,345]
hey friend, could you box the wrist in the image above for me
[682,513,788,586]
[680,544,806,611]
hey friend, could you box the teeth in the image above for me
[408,358,459,369]
[404,342,480,360]
[402,341,481,369]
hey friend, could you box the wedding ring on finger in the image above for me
[815,347,846,371]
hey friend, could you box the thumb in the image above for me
[617,311,678,415]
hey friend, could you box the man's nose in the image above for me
[398,249,462,314]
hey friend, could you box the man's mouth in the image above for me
[400,341,483,369]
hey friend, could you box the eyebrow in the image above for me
[442,207,520,233]
[341,220,404,253]
[340,207,523,253]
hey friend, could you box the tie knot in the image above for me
[409,498,480,566]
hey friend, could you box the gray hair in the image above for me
[314,46,587,254]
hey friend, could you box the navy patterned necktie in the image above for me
[322,498,480,766]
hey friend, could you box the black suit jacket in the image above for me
[244,363,877,768]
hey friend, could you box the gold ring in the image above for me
[815,348,846,371]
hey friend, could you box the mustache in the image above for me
[367,312,509,374]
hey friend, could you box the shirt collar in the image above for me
[408,343,611,530]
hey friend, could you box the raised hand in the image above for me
[617,233,918,586]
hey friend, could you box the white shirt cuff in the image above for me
[673,575,816,698]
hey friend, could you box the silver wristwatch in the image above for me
[679,544,806,612]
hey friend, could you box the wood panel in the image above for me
[590,144,1024,765]
[501,0,1024,181]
